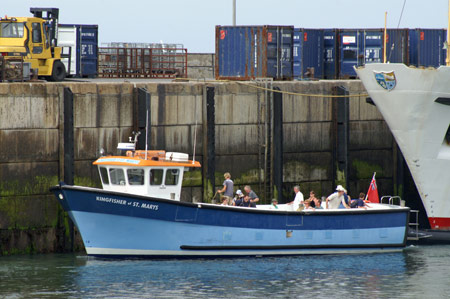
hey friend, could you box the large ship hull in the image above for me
[51,184,409,258]
[356,63,450,229]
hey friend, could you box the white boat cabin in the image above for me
[94,143,200,201]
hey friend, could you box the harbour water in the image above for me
[1,245,449,298]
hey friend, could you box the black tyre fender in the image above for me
[50,60,66,81]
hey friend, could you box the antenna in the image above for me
[192,94,198,164]
[145,109,149,160]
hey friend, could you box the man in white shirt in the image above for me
[288,185,304,211]
[326,185,350,209]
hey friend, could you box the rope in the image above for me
[397,0,407,29]
[235,81,367,98]
[174,78,368,98]
[387,0,407,63]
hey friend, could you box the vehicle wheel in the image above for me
[50,60,66,81]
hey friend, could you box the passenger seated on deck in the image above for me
[307,191,319,207]
[269,198,279,210]
[220,197,229,206]
[313,197,323,209]
[233,190,244,206]
[241,195,256,208]
[288,185,304,211]
[351,192,369,209]
[326,185,350,209]
[303,199,315,211]
[340,192,351,209]
[244,185,260,204]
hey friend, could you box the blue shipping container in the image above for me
[215,25,293,80]
[339,29,363,77]
[409,29,447,68]
[293,28,324,79]
[385,29,409,64]
[324,29,338,79]
[339,29,384,78]
[58,24,98,77]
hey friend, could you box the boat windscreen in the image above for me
[165,169,180,185]
[127,169,144,185]
[99,167,109,185]
[110,168,126,185]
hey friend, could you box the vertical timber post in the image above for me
[205,86,215,202]
[332,86,349,189]
[63,87,74,251]
[272,87,283,204]
[137,88,151,150]
[394,143,405,199]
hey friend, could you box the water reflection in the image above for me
[1,246,450,298]
[72,252,411,298]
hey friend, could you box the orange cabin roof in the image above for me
[93,150,201,168]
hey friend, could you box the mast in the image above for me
[384,11,387,63]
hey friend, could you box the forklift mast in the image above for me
[29,7,59,46]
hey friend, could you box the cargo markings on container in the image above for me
[215,25,294,80]
[57,24,98,78]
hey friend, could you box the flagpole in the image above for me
[365,172,376,201]
[145,109,149,160]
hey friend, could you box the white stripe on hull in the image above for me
[86,247,404,257]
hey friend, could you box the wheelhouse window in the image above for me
[109,168,126,185]
[150,169,163,185]
[165,169,180,185]
[127,169,144,185]
[99,167,109,185]
[0,22,24,38]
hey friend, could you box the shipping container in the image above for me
[215,25,294,80]
[339,29,363,78]
[408,29,447,67]
[323,29,338,79]
[385,29,409,64]
[293,28,324,79]
[58,24,98,77]
[339,29,384,78]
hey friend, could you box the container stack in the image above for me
[215,27,447,80]
[293,28,324,80]
[215,25,294,80]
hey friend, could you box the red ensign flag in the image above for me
[367,173,380,203]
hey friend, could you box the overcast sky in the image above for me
[3,1,449,53]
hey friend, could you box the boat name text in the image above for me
[96,196,127,205]
[96,196,159,210]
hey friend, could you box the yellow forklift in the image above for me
[0,8,66,81]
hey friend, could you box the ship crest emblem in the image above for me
[374,71,396,91]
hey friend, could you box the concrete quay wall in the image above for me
[0,79,397,255]
[187,53,214,79]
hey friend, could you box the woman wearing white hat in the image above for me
[326,185,351,209]
[233,189,244,206]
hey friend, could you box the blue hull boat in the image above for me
[50,135,410,258]
[51,184,409,258]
